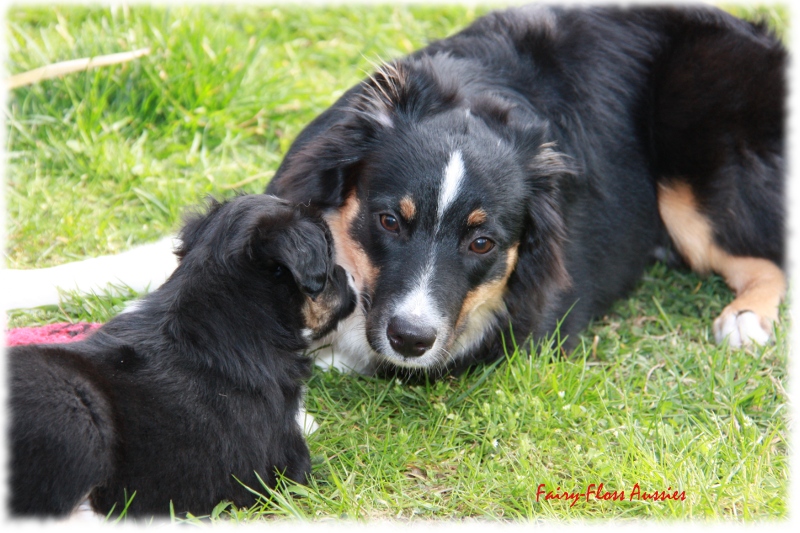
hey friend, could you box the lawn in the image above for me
[3,2,790,523]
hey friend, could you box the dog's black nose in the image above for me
[386,316,437,357]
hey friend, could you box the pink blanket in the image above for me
[6,322,101,346]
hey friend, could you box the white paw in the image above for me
[68,500,103,522]
[713,310,771,348]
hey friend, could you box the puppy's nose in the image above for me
[386,316,437,357]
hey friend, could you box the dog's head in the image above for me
[174,194,356,346]
[270,57,574,371]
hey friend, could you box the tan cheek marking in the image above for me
[657,181,785,325]
[467,208,487,226]
[399,196,416,221]
[455,244,519,332]
[302,289,339,334]
[302,297,328,332]
[325,193,379,292]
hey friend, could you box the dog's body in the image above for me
[9,195,355,518]
[266,4,786,377]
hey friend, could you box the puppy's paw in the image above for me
[713,308,772,348]
[68,500,103,523]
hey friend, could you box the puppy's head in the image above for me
[270,57,573,370]
[176,194,356,344]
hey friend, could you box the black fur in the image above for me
[9,195,356,518]
[266,5,785,377]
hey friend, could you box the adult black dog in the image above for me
[266,5,786,377]
[9,195,355,518]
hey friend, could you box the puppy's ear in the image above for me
[276,219,332,299]
[252,215,332,299]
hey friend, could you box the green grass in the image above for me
[4,3,789,523]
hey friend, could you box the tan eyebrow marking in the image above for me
[399,196,417,221]
[467,208,487,226]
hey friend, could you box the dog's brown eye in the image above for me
[469,237,495,254]
[380,214,400,233]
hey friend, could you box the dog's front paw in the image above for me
[713,308,772,348]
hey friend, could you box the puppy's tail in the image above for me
[2,236,180,310]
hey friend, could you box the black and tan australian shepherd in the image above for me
[266,4,786,377]
[10,195,355,517]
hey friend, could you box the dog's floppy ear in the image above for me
[266,65,413,210]
[267,108,372,210]
[267,59,462,210]
[273,218,332,299]
[502,142,575,338]
[520,142,575,288]
[251,213,332,299]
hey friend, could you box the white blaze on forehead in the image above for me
[436,150,466,227]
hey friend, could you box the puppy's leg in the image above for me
[10,348,115,517]
[657,182,785,347]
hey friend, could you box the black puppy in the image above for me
[9,194,355,518]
